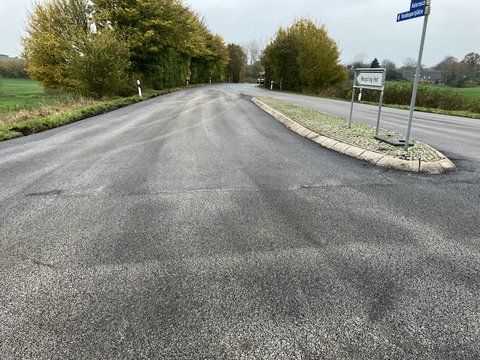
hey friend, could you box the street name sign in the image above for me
[349,68,387,133]
[397,0,431,22]
[355,71,385,89]
[397,0,432,151]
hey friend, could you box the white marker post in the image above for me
[398,0,432,151]
[137,79,142,97]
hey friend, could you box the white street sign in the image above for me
[349,68,386,131]
[356,72,385,88]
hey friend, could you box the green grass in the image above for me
[450,86,480,101]
[1,78,45,96]
[418,84,480,101]
[386,82,480,97]
[0,78,71,113]
[0,88,182,142]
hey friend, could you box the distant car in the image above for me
[257,74,265,85]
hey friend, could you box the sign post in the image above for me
[348,68,386,135]
[397,0,432,151]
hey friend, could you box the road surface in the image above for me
[1,85,479,359]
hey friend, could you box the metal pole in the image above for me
[348,87,356,129]
[375,90,384,137]
[404,9,430,151]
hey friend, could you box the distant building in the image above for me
[403,70,443,84]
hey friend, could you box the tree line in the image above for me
[20,1,479,101]
[434,53,480,87]
[22,7,348,97]
[321,53,480,114]
[0,56,28,79]
[348,52,480,87]
[22,0,248,98]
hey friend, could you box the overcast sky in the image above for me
[1,0,478,67]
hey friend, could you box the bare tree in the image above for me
[435,56,458,86]
[402,57,417,70]
[381,59,397,70]
[381,59,403,80]
[243,38,264,65]
[352,53,368,68]
[461,52,480,74]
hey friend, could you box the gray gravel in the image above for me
[0,85,479,359]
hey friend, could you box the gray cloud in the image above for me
[186,0,479,66]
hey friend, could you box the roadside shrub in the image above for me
[319,81,351,99]
[72,30,131,98]
[322,81,479,114]
[0,58,28,78]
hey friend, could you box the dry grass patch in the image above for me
[0,97,96,126]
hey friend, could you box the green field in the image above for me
[0,78,70,113]
[387,82,480,98]
[450,86,480,101]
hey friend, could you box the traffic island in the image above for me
[251,96,455,174]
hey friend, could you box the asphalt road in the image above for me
[0,85,479,359]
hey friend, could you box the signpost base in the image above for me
[375,135,414,147]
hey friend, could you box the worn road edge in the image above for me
[251,97,456,174]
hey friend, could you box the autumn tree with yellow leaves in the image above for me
[23,0,229,97]
[262,19,347,93]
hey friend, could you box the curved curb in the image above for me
[251,97,456,174]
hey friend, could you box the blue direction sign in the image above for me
[397,0,432,151]
[397,0,430,22]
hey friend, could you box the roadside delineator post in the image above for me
[137,79,142,97]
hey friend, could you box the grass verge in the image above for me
[256,96,444,162]
[0,78,71,113]
[0,88,180,142]
[264,84,480,119]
